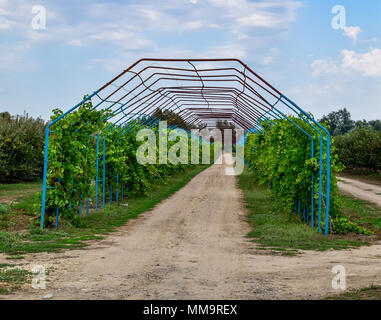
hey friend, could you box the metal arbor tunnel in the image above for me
[41,58,331,234]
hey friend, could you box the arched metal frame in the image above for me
[40,58,331,235]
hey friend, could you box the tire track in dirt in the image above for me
[338,177,381,208]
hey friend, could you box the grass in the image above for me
[238,168,371,255]
[327,285,381,300]
[0,181,41,199]
[0,165,208,256]
[340,194,381,234]
[0,267,32,295]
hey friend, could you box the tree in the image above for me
[319,108,355,136]
[0,112,46,182]
[0,112,11,120]
[368,120,381,131]
[151,108,192,130]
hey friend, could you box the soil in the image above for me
[338,177,381,208]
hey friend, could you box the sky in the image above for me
[0,0,380,121]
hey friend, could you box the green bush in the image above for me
[0,112,46,182]
[41,98,212,227]
[334,127,381,171]
[244,116,368,235]
[332,216,372,235]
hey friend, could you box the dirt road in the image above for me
[3,154,381,300]
[338,177,381,208]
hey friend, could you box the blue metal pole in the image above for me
[103,137,106,210]
[116,174,119,204]
[325,136,331,235]
[318,137,323,232]
[69,178,73,211]
[55,207,59,228]
[87,191,90,216]
[116,138,119,204]
[95,135,99,212]
[311,139,314,228]
[40,127,50,229]
[55,177,61,229]
[79,194,82,217]
[281,95,332,234]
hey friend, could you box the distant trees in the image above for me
[320,108,381,135]
[151,108,192,130]
[0,112,46,182]
[319,108,355,136]
[334,128,381,171]
[355,119,381,131]
[319,108,381,171]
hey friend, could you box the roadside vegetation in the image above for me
[244,114,371,235]
[0,112,46,183]
[326,285,381,300]
[0,264,32,295]
[0,165,207,257]
[238,168,377,255]
[320,108,381,172]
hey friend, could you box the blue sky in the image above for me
[0,0,380,121]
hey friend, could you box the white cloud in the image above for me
[311,59,339,76]
[312,48,381,78]
[237,13,281,28]
[208,0,302,28]
[206,44,246,59]
[342,48,381,77]
[185,20,202,30]
[0,0,302,73]
[139,8,162,21]
[343,26,362,42]
[90,31,153,50]
[0,23,11,30]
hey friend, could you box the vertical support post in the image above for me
[318,137,323,232]
[95,135,99,212]
[40,127,50,229]
[87,191,90,216]
[121,185,124,201]
[69,178,73,211]
[103,137,106,210]
[311,139,314,228]
[116,174,119,204]
[116,138,119,204]
[55,208,59,228]
[110,185,112,205]
[55,177,61,229]
[325,136,331,235]
[297,200,300,216]
[79,194,82,217]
